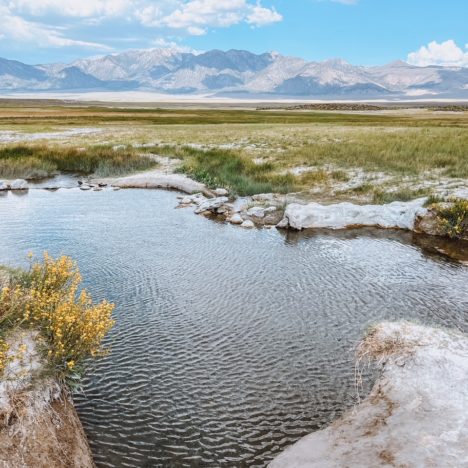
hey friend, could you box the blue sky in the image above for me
[0,0,467,66]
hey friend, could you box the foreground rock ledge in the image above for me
[269,322,468,468]
[0,332,94,468]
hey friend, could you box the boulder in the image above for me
[194,197,229,214]
[0,181,8,191]
[229,213,244,225]
[247,206,266,218]
[10,179,29,190]
[241,220,255,229]
[278,199,427,231]
[214,188,229,196]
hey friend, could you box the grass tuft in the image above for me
[0,145,157,180]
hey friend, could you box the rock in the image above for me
[264,211,284,226]
[80,185,92,191]
[93,171,208,195]
[214,188,229,196]
[217,206,228,215]
[278,199,427,231]
[269,322,468,468]
[264,206,277,213]
[93,187,102,191]
[180,197,193,205]
[194,197,229,214]
[10,179,29,190]
[247,206,266,218]
[0,181,8,191]
[77,180,83,186]
[113,187,121,191]
[240,220,255,229]
[414,210,445,236]
[98,182,107,188]
[229,213,244,224]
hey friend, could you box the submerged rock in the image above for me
[278,199,427,231]
[10,179,29,190]
[270,322,468,468]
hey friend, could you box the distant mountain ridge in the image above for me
[1,49,467,99]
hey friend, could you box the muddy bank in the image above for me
[269,322,468,468]
[0,332,94,468]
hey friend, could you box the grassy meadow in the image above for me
[0,102,467,200]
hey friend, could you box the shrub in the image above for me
[435,199,468,239]
[0,253,115,379]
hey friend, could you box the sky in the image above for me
[0,0,467,67]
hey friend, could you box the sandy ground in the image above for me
[1,91,468,104]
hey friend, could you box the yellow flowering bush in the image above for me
[435,199,468,239]
[0,339,9,375]
[0,252,115,378]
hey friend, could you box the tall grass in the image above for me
[154,145,295,196]
[0,145,157,179]
[282,128,468,177]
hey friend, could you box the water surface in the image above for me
[0,188,467,467]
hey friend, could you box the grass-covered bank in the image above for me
[0,145,157,179]
[0,104,466,204]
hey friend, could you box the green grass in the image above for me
[0,145,157,179]
[371,188,429,204]
[280,127,468,177]
[153,145,295,196]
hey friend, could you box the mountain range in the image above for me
[1,48,467,99]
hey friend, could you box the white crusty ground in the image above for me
[269,322,468,468]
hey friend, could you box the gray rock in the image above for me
[229,213,244,225]
[241,220,255,228]
[194,197,229,214]
[10,179,29,190]
[214,188,229,196]
[0,181,8,191]
[247,206,265,218]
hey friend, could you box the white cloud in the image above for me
[0,5,110,49]
[0,0,283,48]
[247,4,282,26]
[146,0,282,35]
[407,40,468,67]
[5,0,129,18]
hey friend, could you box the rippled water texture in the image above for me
[0,188,467,467]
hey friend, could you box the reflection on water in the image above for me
[0,188,467,467]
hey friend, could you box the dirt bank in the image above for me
[0,332,94,468]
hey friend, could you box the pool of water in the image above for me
[0,188,467,467]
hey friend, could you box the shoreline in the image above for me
[2,168,467,242]
[269,322,468,467]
